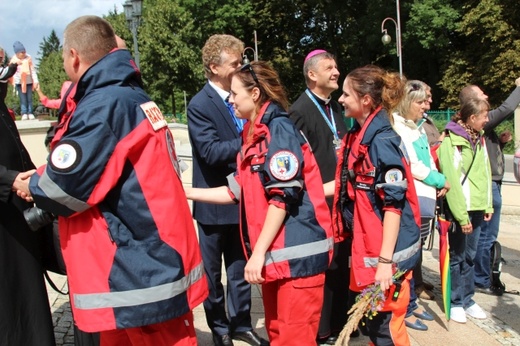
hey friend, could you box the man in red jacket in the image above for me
[16,16,207,345]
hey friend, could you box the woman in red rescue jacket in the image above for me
[324,65,422,346]
[186,61,333,345]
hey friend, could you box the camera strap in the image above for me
[44,271,69,295]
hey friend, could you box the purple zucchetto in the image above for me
[304,49,327,63]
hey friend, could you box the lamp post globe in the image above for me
[242,47,257,65]
[381,33,392,45]
[380,0,403,77]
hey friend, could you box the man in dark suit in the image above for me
[289,49,351,346]
[187,34,268,346]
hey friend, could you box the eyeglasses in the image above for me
[240,63,260,86]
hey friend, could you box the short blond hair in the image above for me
[396,80,427,119]
[202,34,244,79]
[63,15,117,65]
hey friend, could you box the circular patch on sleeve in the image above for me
[269,150,299,181]
[384,168,404,183]
[50,140,82,173]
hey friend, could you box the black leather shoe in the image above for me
[317,335,338,345]
[213,334,234,346]
[475,286,503,296]
[231,330,269,346]
[324,335,337,345]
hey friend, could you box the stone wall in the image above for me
[17,121,193,186]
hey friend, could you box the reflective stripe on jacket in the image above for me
[29,49,207,332]
[332,107,421,288]
[229,102,333,282]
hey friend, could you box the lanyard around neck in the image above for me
[305,89,339,140]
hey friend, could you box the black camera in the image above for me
[23,207,55,232]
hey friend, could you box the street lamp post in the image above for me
[380,0,403,77]
[242,31,259,64]
[242,47,257,65]
[123,0,143,68]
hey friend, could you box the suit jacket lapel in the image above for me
[203,83,238,136]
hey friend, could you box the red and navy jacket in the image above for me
[332,107,421,288]
[228,102,333,282]
[28,49,208,332]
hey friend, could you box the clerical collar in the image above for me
[309,90,331,105]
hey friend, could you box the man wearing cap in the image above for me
[10,41,38,120]
[289,49,350,345]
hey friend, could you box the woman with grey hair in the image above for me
[392,80,450,331]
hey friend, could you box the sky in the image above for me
[0,0,122,61]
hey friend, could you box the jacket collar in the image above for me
[74,49,142,103]
[350,106,392,146]
[393,112,419,130]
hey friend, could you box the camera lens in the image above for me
[23,207,54,232]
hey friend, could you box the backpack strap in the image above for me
[444,129,477,186]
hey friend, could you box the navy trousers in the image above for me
[197,223,252,336]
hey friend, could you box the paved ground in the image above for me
[47,174,520,345]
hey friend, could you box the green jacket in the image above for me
[438,121,493,226]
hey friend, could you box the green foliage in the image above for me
[104,7,132,50]
[138,0,203,114]
[437,52,473,108]
[4,85,19,114]
[495,118,515,154]
[37,30,61,65]
[35,30,68,116]
[32,0,520,119]
[439,0,520,109]
[407,0,460,50]
[37,50,69,115]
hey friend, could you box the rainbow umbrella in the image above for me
[437,202,453,327]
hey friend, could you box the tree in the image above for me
[31,0,520,116]
[404,0,461,108]
[37,50,69,116]
[438,0,520,108]
[104,6,132,52]
[178,0,255,108]
[138,0,203,115]
[251,0,368,102]
[37,30,61,64]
